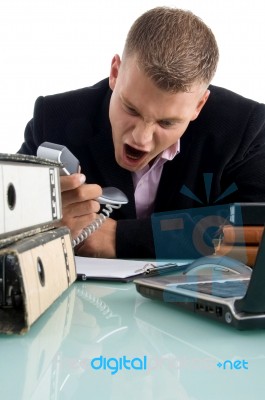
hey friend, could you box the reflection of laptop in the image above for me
[134,227,265,330]
[134,300,265,400]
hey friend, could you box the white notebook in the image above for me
[75,256,191,282]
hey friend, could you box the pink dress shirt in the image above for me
[132,142,180,219]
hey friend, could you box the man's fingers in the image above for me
[60,173,86,191]
[61,183,103,207]
[63,199,100,218]
[58,174,104,240]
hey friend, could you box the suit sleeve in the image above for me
[17,96,45,155]
[224,102,265,201]
[116,218,155,258]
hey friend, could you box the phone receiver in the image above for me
[97,187,128,205]
[37,141,80,176]
[37,142,128,246]
[37,142,128,205]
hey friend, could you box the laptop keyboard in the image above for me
[177,280,249,298]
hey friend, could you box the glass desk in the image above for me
[0,280,264,400]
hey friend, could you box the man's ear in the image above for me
[191,89,210,121]
[109,54,121,90]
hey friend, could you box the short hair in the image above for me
[123,7,219,92]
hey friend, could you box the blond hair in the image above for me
[123,7,219,92]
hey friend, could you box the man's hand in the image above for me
[75,218,117,258]
[60,173,102,239]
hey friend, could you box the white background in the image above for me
[1,0,264,153]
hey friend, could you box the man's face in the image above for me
[109,54,209,172]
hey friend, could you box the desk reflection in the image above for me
[0,281,265,400]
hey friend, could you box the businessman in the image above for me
[18,7,265,259]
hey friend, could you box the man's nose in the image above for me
[131,121,154,146]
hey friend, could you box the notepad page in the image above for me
[75,256,148,279]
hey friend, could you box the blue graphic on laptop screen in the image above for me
[151,204,243,260]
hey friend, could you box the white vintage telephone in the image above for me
[37,142,128,247]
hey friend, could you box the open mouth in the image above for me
[125,144,147,161]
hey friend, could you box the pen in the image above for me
[135,262,190,276]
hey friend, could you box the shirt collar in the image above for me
[160,140,180,161]
[132,140,180,180]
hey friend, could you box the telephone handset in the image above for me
[37,142,128,247]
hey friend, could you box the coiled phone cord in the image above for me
[72,203,122,247]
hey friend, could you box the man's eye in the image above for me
[125,106,138,116]
[159,120,174,128]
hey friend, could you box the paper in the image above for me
[75,256,148,279]
[75,257,192,280]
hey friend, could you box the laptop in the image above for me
[134,227,265,330]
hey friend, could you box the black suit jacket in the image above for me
[18,78,265,258]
